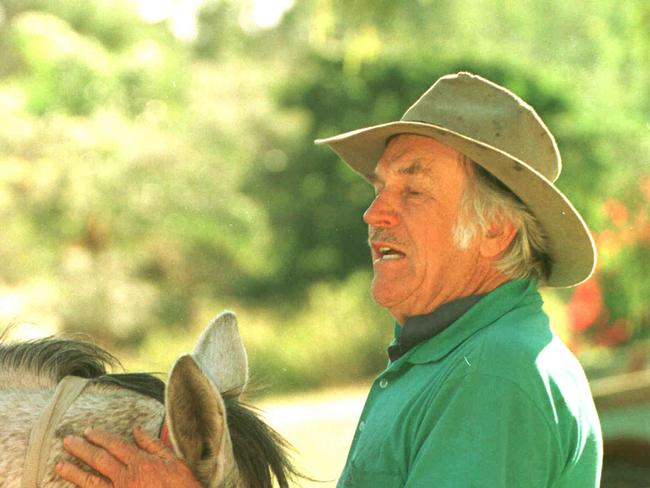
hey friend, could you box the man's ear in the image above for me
[479,217,517,258]
[166,354,238,487]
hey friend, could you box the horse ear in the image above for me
[192,310,248,397]
[166,354,239,486]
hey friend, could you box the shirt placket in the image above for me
[348,364,401,450]
[342,369,397,488]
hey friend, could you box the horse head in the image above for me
[0,311,298,487]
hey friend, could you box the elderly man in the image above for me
[315,72,602,487]
[57,72,602,487]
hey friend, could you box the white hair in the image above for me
[454,157,552,283]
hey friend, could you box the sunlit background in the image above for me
[0,0,649,485]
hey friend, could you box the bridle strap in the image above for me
[22,376,91,488]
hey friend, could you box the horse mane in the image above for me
[0,334,166,402]
[0,334,301,487]
[225,395,302,488]
[0,335,117,384]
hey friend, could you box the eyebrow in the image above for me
[370,158,432,183]
[398,160,431,176]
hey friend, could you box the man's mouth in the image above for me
[372,243,406,263]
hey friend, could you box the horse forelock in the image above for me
[224,395,301,488]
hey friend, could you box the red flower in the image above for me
[603,198,629,228]
[567,279,603,332]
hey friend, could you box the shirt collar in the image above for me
[388,294,485,361]
[388,279,542,369]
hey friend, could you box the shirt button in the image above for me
[379,378,389,389]
[358,421,366,432]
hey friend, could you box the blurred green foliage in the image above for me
[0,0,648,391]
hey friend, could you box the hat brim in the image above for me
[315,121,596,287]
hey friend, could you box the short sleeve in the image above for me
[404,372,562,488]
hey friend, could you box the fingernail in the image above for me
[63,435,73,446]
[84,427,92,436]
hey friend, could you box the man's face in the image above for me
[364,134,484,323]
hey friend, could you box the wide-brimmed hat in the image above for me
[315,72,596,287]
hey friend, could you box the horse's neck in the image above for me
[0,380,165,488]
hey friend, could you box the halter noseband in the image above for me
[22,376,91,488]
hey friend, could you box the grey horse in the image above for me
[0,311,298,487]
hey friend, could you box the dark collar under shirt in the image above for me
[388,294,486,361]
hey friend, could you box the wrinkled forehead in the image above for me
[372,134,466,181]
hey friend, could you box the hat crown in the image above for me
[402,72,561,181]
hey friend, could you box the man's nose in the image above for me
[363,193,398,228]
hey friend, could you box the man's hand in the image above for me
[55,426,202,488]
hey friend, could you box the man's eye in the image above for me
[407,189,423,197]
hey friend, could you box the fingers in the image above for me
[63,434,124,478]
[55,461,112,488]
[133,425,176,460]
[82,428,140,465]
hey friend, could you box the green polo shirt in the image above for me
[338,280,602,487]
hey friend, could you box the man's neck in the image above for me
[391,272,510,325]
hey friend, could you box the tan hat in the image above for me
[315,72,596,287]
